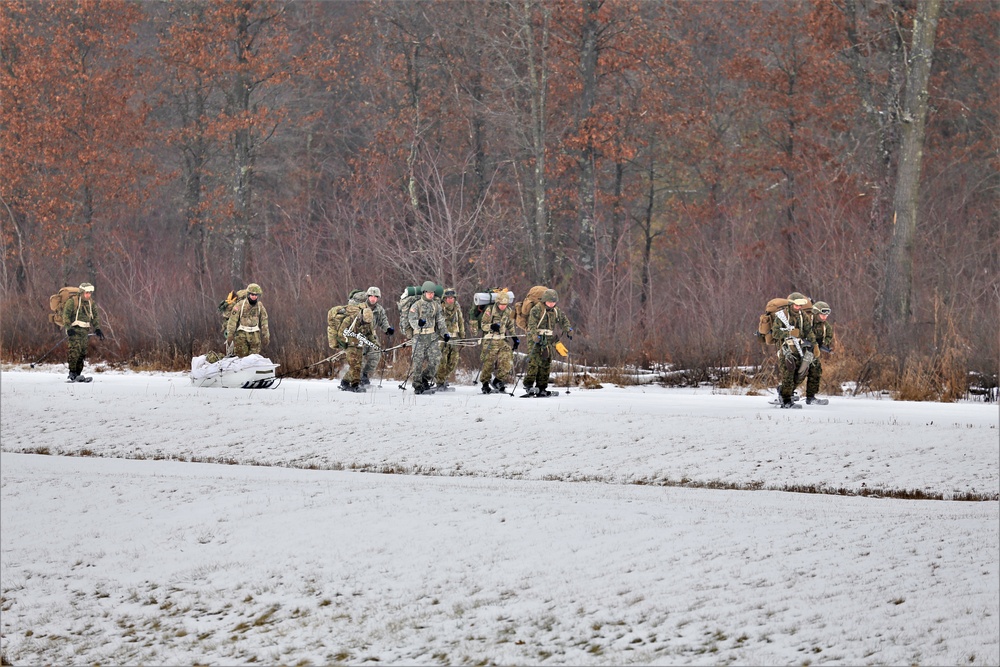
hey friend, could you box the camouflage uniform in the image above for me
[339,302,376,390]
[523,290,572,395]
[435,289,467,387]
[407,284,449,393]
[478,295,517,393]
[803,302,834,402]
[771,293,815,406]
[225,284,270,358]
[63,285,101,380]
[350,288,393,383]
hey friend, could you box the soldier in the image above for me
[339,299,376,392]
[522,289,572,397]
[434,287,466,390]
[478,291,518,394]
[63,282,103,383]
[771,291,815,409]
[803,301,834,405]
[351,286,394,385]
[225,283,270,358]
[406,280,450,394]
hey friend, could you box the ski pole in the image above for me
[29,335,69,368]
[565,348,572,395]
[509,351,525,397]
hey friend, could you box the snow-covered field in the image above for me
[2,364,998,666]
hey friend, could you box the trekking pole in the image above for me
[398,345,414,390]
[509,352,525,397]
[29,335,69,368]
[565,348,572,395]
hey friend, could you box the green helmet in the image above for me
[421,280,437,293]
[542,289,558,303]
[367,286,381,298]
[247,283,263,296]
[813,301,831,315]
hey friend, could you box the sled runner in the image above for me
[190,353,279,389]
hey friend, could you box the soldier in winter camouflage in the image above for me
[771,292,815,408]
[339,300,376,392]
[351,287,394,384]
[225,283,270,357]
[802,301,834,405]
[522,289,572,396]
[434,288,466,389]
[478,291,518,393]
[407,281,450,394]
[63,282,104,382]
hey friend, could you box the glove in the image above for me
[443,333,451,342]
[418,318,426,327]
[512,337,519,351]
[820,345,833,354]
[386,327,394,336]
[94,328,105,341]
[490,322,501,332]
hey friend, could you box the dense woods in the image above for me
[2,0,997,395]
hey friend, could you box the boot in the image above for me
[68,372,78,382]
[413,383,425,395]
[339,378,350,390]
[805,396,829,405]
[348,382,364,393]
[780,397,802,409]
[537,387,550,397]
[435,381,449,391]
[491,378,506,393]
[481,382,492,394]
[525,386,539,396]
[361,373,371,386]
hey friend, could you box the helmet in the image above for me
[542,289,558,303]
[787,291,807,306]
[421,280,437,293]
[367,286,381,298]
[247,283,263,296]
[443,288,457,298]
[495,291,510,305]
[813,301,831,315]
[79,282,95,293]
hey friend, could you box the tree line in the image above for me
[2,0,996,391]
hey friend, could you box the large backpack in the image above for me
[327,302,362,349]
[514,285,548,331]
[757,298,792,345]
[218,289,248,333]
[48,286,82,327]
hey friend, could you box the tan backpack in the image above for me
[757,298,791,345]
[48,286,82,327]
[514,285,548,331]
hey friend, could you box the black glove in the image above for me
[442,333,451,342]
[820,345,833,354]
[512,337,519,351]
[386,326,394,336]
[94,328,105,340]
[490,322,501,332]
[417,318,426,327]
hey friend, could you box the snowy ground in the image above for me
[1,363,998,666]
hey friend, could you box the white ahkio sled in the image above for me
[190,354,279,389]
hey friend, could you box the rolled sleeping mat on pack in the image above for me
[473,291,515,306]
[404,284,444,298]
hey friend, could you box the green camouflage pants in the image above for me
[233,330,261,358]
[361,345,381,379]
[478,339,513,384]
[344,346,364,384]
[522,340,552,390]
[66,329,89,374]
[806,358,822,398]
[411,333,442,390]
[436,341,462,384]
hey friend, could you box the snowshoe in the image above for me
[805,397,829,405]
[768,394,801,406]
[521,388,559,398]
[481,382,493,394]
[778,399,802,409]
[73,374,93,383]
[491,378,507,393]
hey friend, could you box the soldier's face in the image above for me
[249,294,258,303]
[545,301,556,308]
[424,291,434,299]
[445,296,455,304]
[368,295,379,305]
[818,313,828,321]
[82,291,92,300]
[498,303,507,310]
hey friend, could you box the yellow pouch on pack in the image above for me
[554,341,569,357]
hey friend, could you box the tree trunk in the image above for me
[877,0,942,330]
[230,6,254,287]
[576,0,599,273]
